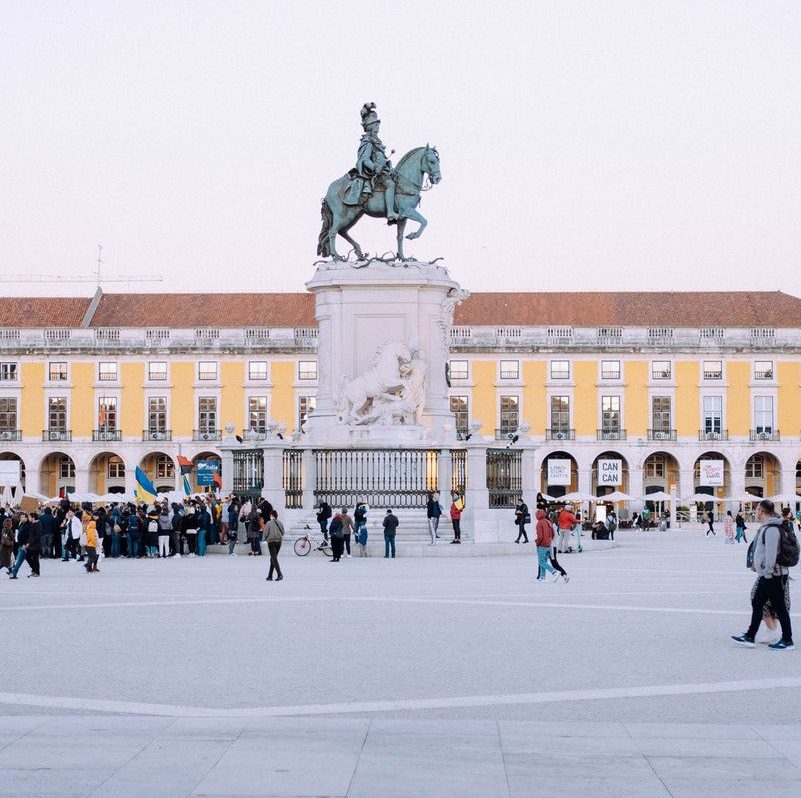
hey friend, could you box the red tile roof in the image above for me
[0,297,91,328]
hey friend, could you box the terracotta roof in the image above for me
[453,291,801,328]
[90,292,316,328]
[0,297,91,328]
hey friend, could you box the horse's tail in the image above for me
[317,199,333,257]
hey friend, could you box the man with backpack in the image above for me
[605,509,617,541]
[732,499,796,651]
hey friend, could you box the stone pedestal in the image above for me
[304,259,466,446]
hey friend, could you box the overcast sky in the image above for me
[2,1,800,297]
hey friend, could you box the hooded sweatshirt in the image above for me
[753,517,789,579]
[535,509,554,548]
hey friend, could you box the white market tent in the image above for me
[640,491,673,502]
[683,492,721,503]
[561,491,597,503]
[769,493,801,505]
[721,492,762,503]
[599,490,634,503]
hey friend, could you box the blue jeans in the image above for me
[10,547,26,576]
[128,535,141,557]
[197,529,207,556]
[384,533,396,558]
[111,534,120,558]
[537,546,555,579]
[146,546,158,557]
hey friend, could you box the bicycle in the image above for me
[293,528,333,557]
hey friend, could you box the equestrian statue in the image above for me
[317,103,441,261]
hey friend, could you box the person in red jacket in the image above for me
[449,495,463,544]
[557,505,577,553]
[535,509,559,581]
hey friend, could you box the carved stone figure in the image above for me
[318,103,442,261]
[401,347,428,424]
[438,288,470,348]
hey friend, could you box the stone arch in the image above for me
[743,450,781,499]
[692,451,732,509]
[540,450,578,498]
[88,451,127,494]
[39,451,76,498]
[139,451,177,493]
[190,450,222,493]
[641,450,680,495]
[591,450,629,497]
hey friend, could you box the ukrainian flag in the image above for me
[134,466,158,504]
[183,474,192,496]
[454,496,465,511]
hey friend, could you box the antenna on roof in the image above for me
[96,244,103,287]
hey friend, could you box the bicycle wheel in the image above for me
[320,544,333,557]
[294,537,311,557]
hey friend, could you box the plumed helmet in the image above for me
[360,102,380,128]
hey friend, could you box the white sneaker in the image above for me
[551,572,562,582]
[562,574,570,583]
[347,554,352,558]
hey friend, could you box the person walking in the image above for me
[705,510,716,536]
[724,510,735,544]
[83,513,99,573]
[264,510,285,581]
[735,511,747,543]
[449,495,462,544]
[62,509,83,561]
[9,512,33,579]
[329,511,344,562]
[535,509,559,581]
[426,492,442,545]
[514,498,530,543]
[0,517,13,573]
[383,508,399,558]
[340,506,354,557]
[548,511,569,582]
[732,499,795,650]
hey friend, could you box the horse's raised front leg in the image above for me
[402,207,427,240]
[396,219,407,260]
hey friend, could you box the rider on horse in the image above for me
[344,103,400,222]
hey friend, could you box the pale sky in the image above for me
[2,1,800,298]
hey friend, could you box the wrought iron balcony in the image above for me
[193,429,222,442]
[42,429,71,442]
[698,429,728,441]
[495,428,518,441]
[750,429,780,442]
[143,429,172,442]
[597,429,626,441]
[92,429,122,442]
[0,429,22,442]
[546,428,575,441]
[648,429,676,441]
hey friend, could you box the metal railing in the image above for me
[597,429,626,441]
[193,429,222,442]
[42,429,71,442]
[232,448,264,494]
[451,450,467,496]
[0,429,22,442]
[142,429,172,442]
[750,429,780,442]
[648,429,676,441]
[546,428,575,441]
[92,429,122,442]
[495,428,518,441]
[698,429,728,441]
[283,449,303,509]
[487,449,522,508]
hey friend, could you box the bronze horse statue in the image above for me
[317,145,441,260]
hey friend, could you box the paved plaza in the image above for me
[2,530,800,796]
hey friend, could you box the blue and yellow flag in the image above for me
[134,466,158,504]
[183,474,192,496]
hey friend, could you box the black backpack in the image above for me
[777,520,800,568]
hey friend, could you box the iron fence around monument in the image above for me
[232,448,264,496]
[283,449,303,509]
[486,449,522,508]
[314,449,439,509]
[451,449,467,496]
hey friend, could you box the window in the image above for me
[107,457,125,479]
[754,361,773,380]
[450,396,468,434]
[98,362,117,382]
[48,362,67,381]
[449,360,469,380]
[754,396,774,434]
[745,455,764,479]
[500,360,519,380]
[248,396,269,433]
[48,397,67,431]
[198,361,217,381]
[97,397,117,430]
[645,454,665,478]
[58,455,74,479]
[550,360,570,380]
[148,397,167,433]
[148,361,167,381]
[299,395,316,428]
[550,396,570,432]
[651,361,671,380]
[652,396,671,432]
[298,361,317,381]
[703,361,722,380]
[0,363,17,381]
[248,361,268,381]
[197,397,217,432]
[601,360,620,380]
[601,396,621,433]
[499,395,519,433]
[156,455,174,479]
[703,396,723,435]
[0,397,17,431]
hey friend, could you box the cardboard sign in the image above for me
[597,459,622,486]
[547,459,572,486]
[195,459,220,486]
[18,496,40,513]
[698,459,724,487]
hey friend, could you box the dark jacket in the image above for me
[227,505,239,531]
[515,502,529,526]
[426,498,442,519]
[17,521,31,547]
[40,510,55,536]
[382,513,399,535]
[181,512,198,533]
[329,516,344,539]
[27,521,42,551]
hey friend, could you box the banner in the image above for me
[196,459,220,487]
[597,459,622,486]
[698,459,725,487]
[547,458,572,486]
[0,460,20,486]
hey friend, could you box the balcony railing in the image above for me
[546,428,575,441]
[142,429,173,442]
[495,428,518,441]
[193,429,222,442]
[698,429,728,441]
[648,429,676,441]
[0,429,22,442]
[597,429,626,441]
[750,429,780,442]
[92,429,122,442]
[42,429,71,442]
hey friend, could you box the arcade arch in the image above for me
[540,451,578,498]
[39,452,75,497]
